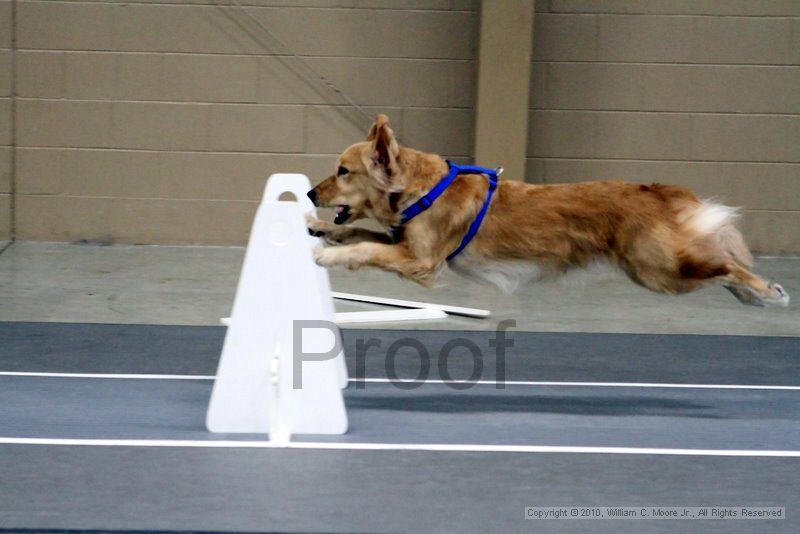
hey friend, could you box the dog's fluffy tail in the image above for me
[679,200,753,268]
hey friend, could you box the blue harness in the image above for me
[391,161,499,261]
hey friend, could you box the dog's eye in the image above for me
[337,166,349,177]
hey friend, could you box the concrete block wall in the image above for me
[12,0,477,244]
[0,1,10,240]
[528,0,800,254]
[2,0,798,254]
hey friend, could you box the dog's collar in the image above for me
[391,160,499,261]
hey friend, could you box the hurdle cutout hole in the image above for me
[278,191,299,202]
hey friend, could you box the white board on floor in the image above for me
[222,308,448,326]
[332,291,490,318]
[206,174,347,441]
[334,308,447,324]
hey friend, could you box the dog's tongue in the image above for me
[333,205,350,225]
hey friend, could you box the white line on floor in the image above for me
[0,371,216,380]
[354,378,800,391]
[0,437,798,456]
[2,371,799,391]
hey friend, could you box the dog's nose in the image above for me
[307,189,317,206]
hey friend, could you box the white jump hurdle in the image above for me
[206,174,349,442]
[207,173,490,443]
[207,174,465,444]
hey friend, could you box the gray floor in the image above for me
[4,322,799,384]
[3,322,799,450]
[1,241,799,335]
[4,375,799,450]
[1,322,798,533]
[1,446,792,533]
[1,241,799,533]
[1,373,798,532]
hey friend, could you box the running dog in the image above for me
[306,114,789,307]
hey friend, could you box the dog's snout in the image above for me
[307,188,318,205]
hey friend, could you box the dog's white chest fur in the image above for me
[448,256,544,294]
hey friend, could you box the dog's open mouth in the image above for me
[334,205,351,225]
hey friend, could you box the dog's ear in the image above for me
[366,114,402,191]
[366,113,389,142]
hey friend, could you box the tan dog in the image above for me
[307,114,789,307]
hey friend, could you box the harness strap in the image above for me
[391,161,498,261]
[446,170,498,261]
[397,163,461,225]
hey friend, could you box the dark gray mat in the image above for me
[2,322,799,533]
[0,446,795,534]
[1,376,799,450]
[1,321,799,385]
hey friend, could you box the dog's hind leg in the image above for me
[672,200,788,306]
[719,264,789,307]
[676,253,789,306]
[619,233,789,307]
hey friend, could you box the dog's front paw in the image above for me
[313,245,339,268]
[307,214,347,245]
[306,214,331,238]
